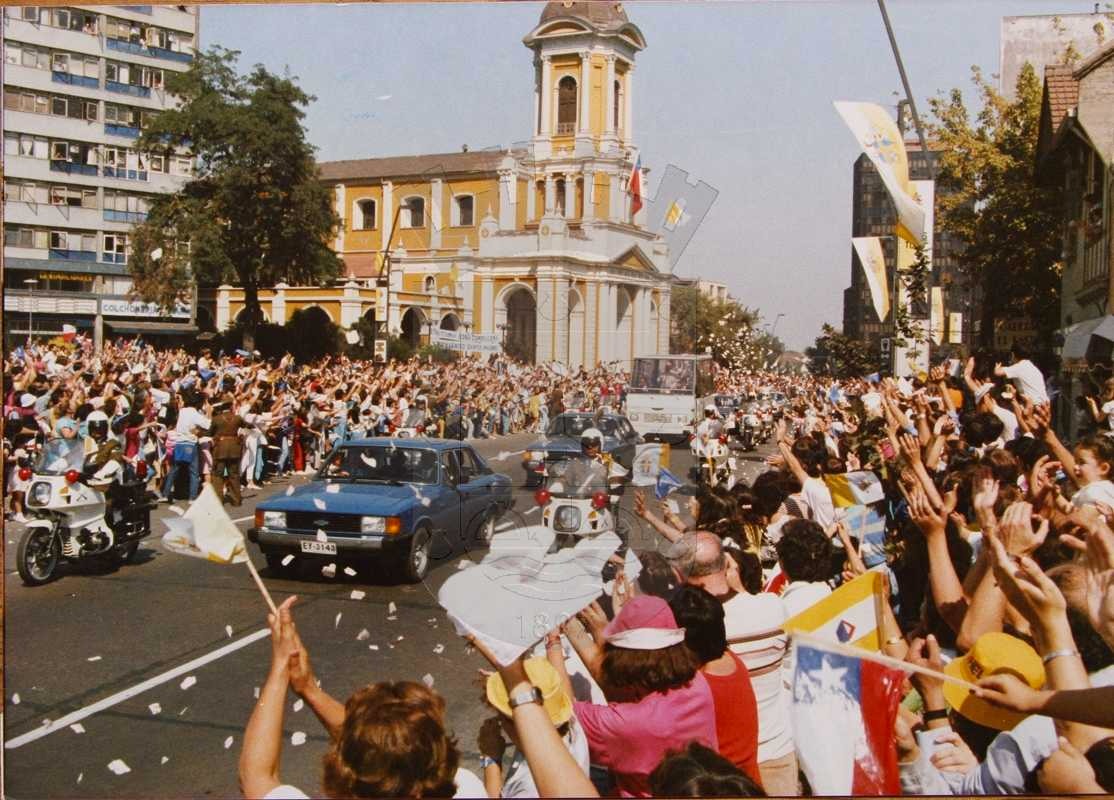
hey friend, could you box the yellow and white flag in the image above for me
[930,287,945,346]
[162,484,248,564]
[851,237,890,322]
[835,102,926,245]
[782,570,885,651]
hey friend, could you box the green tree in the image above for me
[806,324,880,378]
[927,63,1063,351]
[129,47,342,348]
[669,285,775,368]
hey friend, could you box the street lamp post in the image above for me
[23,279,39,344]
[770,313,785,338]
[497,322,510,356]
[375,200,410,360]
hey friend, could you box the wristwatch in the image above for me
[508,685,544,710]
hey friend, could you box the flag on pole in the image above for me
[851,237,890,322]
[791,635,904,795]
[834,101,925,245]
[61,324,77,342]
[842,504,888,568]
[655,467,683,500]
[823,470,885,508]
[782,570,885,651]
[162,484,247,563]
[628,155,643,218]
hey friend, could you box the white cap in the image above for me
[704,403,717,412]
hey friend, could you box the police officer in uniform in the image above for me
[210,394,246,506]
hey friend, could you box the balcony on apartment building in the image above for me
[51,71,100,90]
[104,37,193,64]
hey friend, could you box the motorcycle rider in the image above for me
[694,404,723,458]
[558,427,626,496]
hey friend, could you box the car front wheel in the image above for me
[403,526,432,582]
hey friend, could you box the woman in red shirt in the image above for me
[669,585,762,786]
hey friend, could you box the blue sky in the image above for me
[201,0,1103,350]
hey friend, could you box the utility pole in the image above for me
[376,200,409,361]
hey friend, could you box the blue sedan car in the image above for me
[249,438,512,581]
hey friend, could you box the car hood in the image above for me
[526,436,621,454]
[258,482,427,516]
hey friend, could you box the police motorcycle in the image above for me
[396,398,431,439]
[16,412,157,586]
[737,405,760,452]
[533,427,630,553]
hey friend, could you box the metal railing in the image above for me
[1082,233,1110,287]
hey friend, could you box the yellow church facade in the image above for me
[210,1,673,367]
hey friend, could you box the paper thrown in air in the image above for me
[161,484,247,564]
[438,525,621,665]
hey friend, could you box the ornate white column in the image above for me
[216,285,232,331]
[539,55,553,137]
[532,58,541,136]
[554,276,570,364]
[604,56,616,137]
[597,282,616,364]
[526,175,537,220]
[498,170,515,230]
[430,178,443,250]
[272,282,287,324]
[544,175,556,215]
[623,64,634,143]
[341,281,361,327]
[657,288,671,354]
[608,173,621,221]
[584,280,599,366]
[535,278,554,364]
[578,51,591,133]
[635,288,653,356]
[382,181,394,247]
[481,275,495,334]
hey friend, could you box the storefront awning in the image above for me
[106,321,198,336]
[1062,316,1113,360]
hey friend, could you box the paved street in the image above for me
[3,432,775,797]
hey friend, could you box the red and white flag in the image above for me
[628,156,643,218]
[61,324,77,342]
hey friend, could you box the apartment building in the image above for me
[2,4,198,346]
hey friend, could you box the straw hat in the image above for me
[485,657,572,727]
[943,632,1045,730]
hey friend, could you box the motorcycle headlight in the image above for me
[554,505,581,532]
[262,511,286,529]
[29,482,52,506]
[361,516,386,534]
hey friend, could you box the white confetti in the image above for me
[107,758,131,775]
[285,486,295,496]
[11,693,20,705]
[368,644,379,651]
[291,731,307,746]
[356,628,370,641]
[223,735,234,749]
[161,756,168,765]
[225,625,233,638]
[87,655,102,662]
[316,529,328,543]
[148,703,161,715]
[387,615,397,621]
[70,723,85,734]
[457,560,474,570]
[322,563,336,578]
[253,686,260,699]
[77,772,83,784]
[396,635,404,641]
[293,699,304,713]
[433,644,444,654]
[524,505,540,516]
[42,719,51,726]
[168,504,184,515]
[325,483,340,494]
[179,706,189,716]
[388,601,397,615]
[281,554,294,566]
[420,496,431,507]
[180,675,197,690]
[350,589,364,600]
[389,644,395,649]
[345,568,358,578]
[334,612,342,629]
[422,673,435,687]
[313,498,326,510]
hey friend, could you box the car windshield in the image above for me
[34,437,85,475]
[321,445,439,485]
[547,416,618,439]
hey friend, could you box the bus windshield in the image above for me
[630,358,695,393]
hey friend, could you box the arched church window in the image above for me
[613,80,621,130]
[557,76,576,134]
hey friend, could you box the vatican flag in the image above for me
[835,102,926,245]
[930,287,945,345]
[851,237,890,322]
[664,197,690,231]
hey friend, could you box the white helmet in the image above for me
[580,427,603,449]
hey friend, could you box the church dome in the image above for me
[538,1,629,31]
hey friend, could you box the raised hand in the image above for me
[997,500,1049,557]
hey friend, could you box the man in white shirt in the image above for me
[995,351,1048,405]
[161,396,210,501]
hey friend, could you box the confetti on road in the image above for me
[148,703,161,715]
[396,635,404,641]
[179,707,189,716]
[368,644,379,651]
[11,693,20,705]
[356,629,370,641]
[77,772,83,784]
[326,483,340,494]
[334,612,342,629]
[285,486,295,496]
[70,723,85,734]
[87,655,102,662]
[169,505,184,515]
[387,616,397,621]
[388,601,397,615]
[433,644,444,654]
[422,674,434,687]
[322,563,337,578]
[349,589,364,600]
[161,757,169,765]
[313,498,326,510]
[107,759,131,775]
[224,736,234,750]
[225,625,233,638]
[253,687,260,699]
[345,568,359,579]
[282,554,294,566]
[291,731,307,746]
[180,676,197,690]
[293,699,304,713]
[525,506,540,516]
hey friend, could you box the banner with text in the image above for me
[432,328,502,354]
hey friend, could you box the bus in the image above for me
[625,354,716,441]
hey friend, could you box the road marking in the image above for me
[232,515,253,524]
[4,628,271,750]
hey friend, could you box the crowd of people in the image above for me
[6,334,1114,797]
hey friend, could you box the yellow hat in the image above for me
[943,632,1046,731]
[485,657,573,727]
